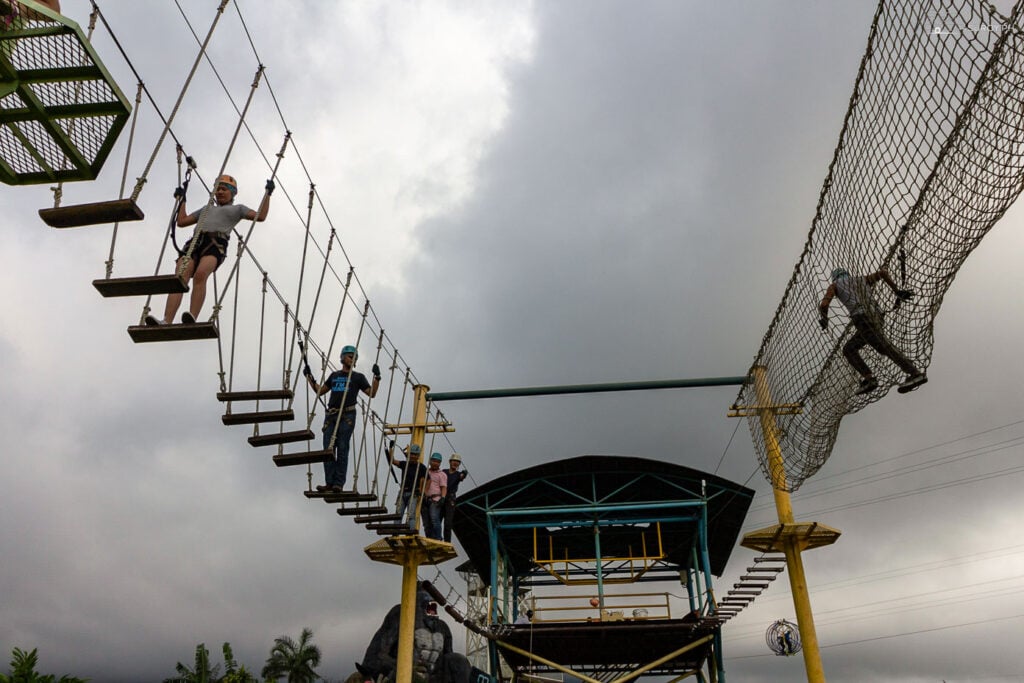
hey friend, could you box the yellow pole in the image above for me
[752,366,827,683]
[395,384,430,683]
[395,547,425,683]
[410,384,429,533]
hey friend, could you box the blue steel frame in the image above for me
[481,494,719,678]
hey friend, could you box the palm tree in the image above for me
[162,643,220,683]
[261,628,321,683]
[220,643,258,683]
[0,647,88,683]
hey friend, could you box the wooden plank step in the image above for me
[324,492,378,504]
[372,524,414,535]
[93,274,188,298]
[128,322,218,343]
[302,490,377,502]
[354,512,400,524]
[221,409,294,426]
[248,429,314,447]
[39,198,144,228]
[272,449,331,467]
[336,505,387,517]
[218,389,293,402]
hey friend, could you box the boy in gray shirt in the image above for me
[146,173,272,325]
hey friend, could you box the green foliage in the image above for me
[163,643,221,683]
[0,647,88,683]
[261,628,321,683]
[164,642,264,683]
[219,643,258,683]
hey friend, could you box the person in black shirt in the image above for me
[303,344,379,492]
[441,454,467,542]
[390,442,427,532]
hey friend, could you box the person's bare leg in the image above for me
[164,257,197,323]
[188,255,218,320]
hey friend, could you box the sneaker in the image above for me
[315,484,329,493]
[897,373,928,394]
[856,377,878,395]
[181,312,196,325]
[330,485,345,493]
[144,315,164,326]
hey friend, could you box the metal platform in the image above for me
[364,534,457,566]
[0,0,132,185]
[495,616,716,676]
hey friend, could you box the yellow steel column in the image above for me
[409,384,429,533]
[365,383,458,683]
[751,366,826,683]
[396,546,425,683]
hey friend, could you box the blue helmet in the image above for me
[430,452,443,462]
[831,268,850,281]
[341,344,358,361]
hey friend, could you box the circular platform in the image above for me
[364,534,458,566]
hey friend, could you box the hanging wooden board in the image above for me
[127,321,218,343]
[221,409,294,426]
[40,198,143,228]
[93,274,187,298]
[247,429,314,447]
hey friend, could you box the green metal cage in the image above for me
[0,0,131,185]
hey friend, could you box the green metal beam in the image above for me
[427,375,748,402]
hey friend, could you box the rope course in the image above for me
[0,0,131,186]
[735,0,1024,492]
[6,0,464,527]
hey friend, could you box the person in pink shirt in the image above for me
[423,453,448,540]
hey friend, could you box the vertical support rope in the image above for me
[102,79,143,280]
[128,0,231,202]
[285,183,317,409]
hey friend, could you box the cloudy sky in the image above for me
[3,1,1024,681]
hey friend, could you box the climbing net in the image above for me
[737,0,1024,492]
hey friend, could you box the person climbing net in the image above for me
[818,267,927,396]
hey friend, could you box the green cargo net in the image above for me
[737,0,1024,492]
[0,0,130,185]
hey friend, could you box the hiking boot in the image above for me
[315,484,329,493]
[898,373,928,394]
[144,315,164,326]
[856,377,878,395]
[181,312,196,325]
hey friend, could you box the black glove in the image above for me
[265,178,275,195]
[372,363,381,380]
[819,316,828,330]
[895,289,914,302]
[302,364,313,379]
[388,439,396,450]
[173,186,185,199]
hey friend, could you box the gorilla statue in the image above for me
[351,592,472,683]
